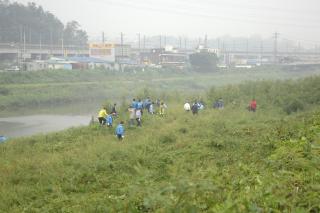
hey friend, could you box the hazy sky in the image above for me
[16,0,320,44]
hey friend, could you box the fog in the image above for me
[15,0,320,44]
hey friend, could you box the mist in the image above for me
[14,0,320,46]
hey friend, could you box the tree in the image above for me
[189,52,218,72]
[63,21,88,46]
[0,0,87,45]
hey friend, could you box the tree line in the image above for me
[0,0,88,46]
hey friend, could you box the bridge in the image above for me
[1,42,320,62]
[0,43,89,58]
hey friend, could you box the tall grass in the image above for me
[0,77,320,212]
[1,66,320,116]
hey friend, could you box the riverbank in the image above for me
[1,66,320,116]
[0,77,320,211]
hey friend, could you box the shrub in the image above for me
[0,87,9,96]
[284,99,304,114]
[159,134,176,144]
[189,52,218,72]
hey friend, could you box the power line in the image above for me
[281,34,320,45]
[175,0,320,16]
[91,0,320,29]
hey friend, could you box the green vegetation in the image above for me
[189,52,218,72]
[0,0,87,45]
[1,66,320,116]
[0,76,320,212]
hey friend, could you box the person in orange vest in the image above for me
[249,99,257,112]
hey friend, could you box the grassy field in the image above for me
[0,76,319,212]
[1,65,320,116]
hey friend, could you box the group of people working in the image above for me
[183,101,205,115]
[184,98,257,115]
[128,98,168,127]
[97,97,168,140]
[97,97,257,141]
[97,106,125,140]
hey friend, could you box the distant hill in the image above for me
[0,0,87,45]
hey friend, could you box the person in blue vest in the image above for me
[143,98,148,109]
[137,99,143,115]
[144,97,152,111]
[106,114,113,127]
[0,136,7,143]
[137,99,143,110]
[115,121,125,140]
[131,98,138,109]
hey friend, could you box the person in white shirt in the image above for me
[136,109,142,126]
[184,102,191,112]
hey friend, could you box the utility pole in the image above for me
[61,32,64,57]
[19,26,23,44]
[39,33,42,50]
[221,40,225,53]
[232,40,235,51]
[18,26,22,68]
[137,33,141,64]
[260,40,263,65]
[204,34,208,48]
[120,32,124,71]
[222,41,226,64]
[50,28,53,56]
[246,38,249,61]
[273,32,279,64]
[23,29,26,70]
[29,28,32,44]
[121,32,124,58]
[39,33,42,60]
[137,33,141,51]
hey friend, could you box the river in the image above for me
[0,114,91,138]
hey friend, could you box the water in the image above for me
[0,114,91,138]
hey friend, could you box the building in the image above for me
[140,48,164,65]
[26,60,48,71]
[47,57,73,70]
[89,43,115,63]
[115,44,131,62]
[139,46,189,68]
[159,53,188,68]
[47,57,112,70]
[115,44,131,57]
[66,56,114,70]
[196,45,221,57]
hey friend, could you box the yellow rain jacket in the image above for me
[98,109,108,118]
